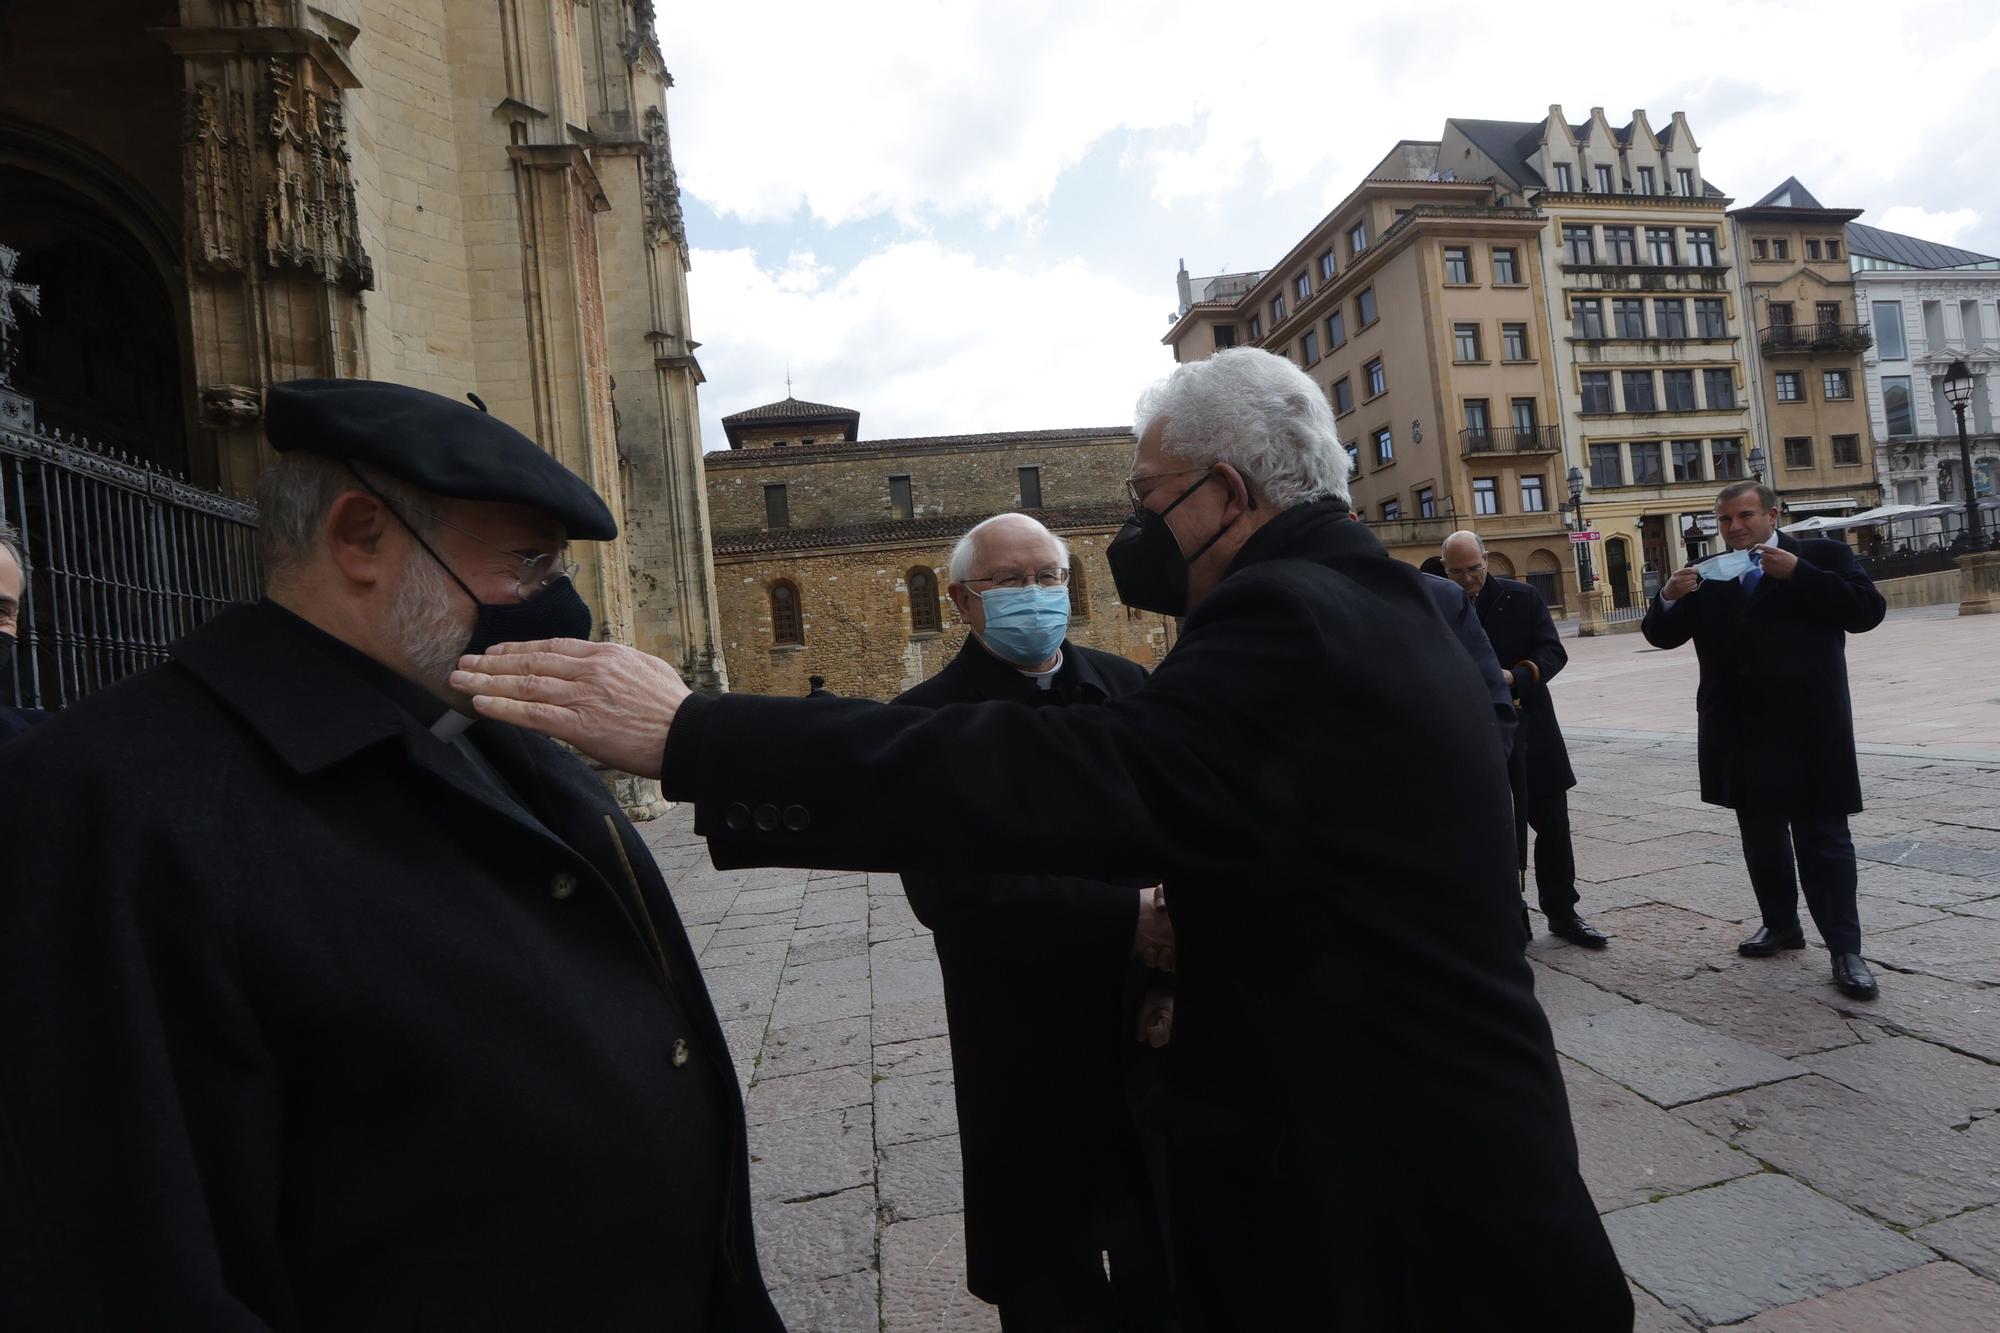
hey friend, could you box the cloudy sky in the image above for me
[659,0,2000,452]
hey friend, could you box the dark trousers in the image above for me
[1518,790,1580,920]
[1735,810,1863,954]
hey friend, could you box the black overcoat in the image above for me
[1473,574,1576,798]
[1640,531,1886,814]
[894,637,1162,1303]
[0,601,781,1332]
[662,501,1629,1331]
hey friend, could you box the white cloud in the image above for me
[688,242,1174,449]
[662,1,2000,252]
[1875,206,1980,247]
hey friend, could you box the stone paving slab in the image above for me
[754,1185,878,1289]
[1916,1205,2000,1283]
[1528,959,1633,1026]
[756,1015,871,1080]
[1677,1075,2000,1228]
[1552,1003,1803,1107]
[747,1104,875,1203]
[1641,965,1873,1059]
[1560,1057,1757,1213]
[1842,970,2000,1065]
[1857,840,2000,882]
[1865,915,2000,985]
[1719,1260,2000,1331]
[879,1132,968,1223]
[1603,1173,1934,1327]
[876,1069,960,1146]
[881,1214,999,1333]
[1801,1035,2000,1131]
[768,1270,880,1333]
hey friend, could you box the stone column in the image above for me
[164,5,375,496]
[1958,550,2000,615]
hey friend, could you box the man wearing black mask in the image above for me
[0,381,782,1330]
[455,348,1627,1331]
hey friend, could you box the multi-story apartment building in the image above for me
[704,395,1177,698]
[1728,178,1882,525]
[1849,224,2000,546]
[1163,143,1576,609]
[1438,106,1754,610]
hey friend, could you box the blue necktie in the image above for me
[1742,556,1763,595]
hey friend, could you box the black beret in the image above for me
[264,378,618,540]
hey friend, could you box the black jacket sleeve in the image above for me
[1641,592,1697,650]
[1789,541,1888,634]
[661,568,1330,881]
[1508,593,1567,697]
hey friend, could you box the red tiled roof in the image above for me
[713,501,1131,556]
[719,396,859,424]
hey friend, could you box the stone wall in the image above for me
[716,526,1174,700]
[707,431,1136,533]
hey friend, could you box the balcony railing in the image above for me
[1461,425,1561,456]
[1558,264,1732,293]
[1759,323,1873,355]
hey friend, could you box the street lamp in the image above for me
[1942,359,1989,553]
[1749,444,1766,481]
[1567,464,1594,591]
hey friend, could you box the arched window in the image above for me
[1069,557,1091,619]
[1484,550,1517,578]
[1526,547,1565,610]
[907,567,941,635]
[770,580,803,646]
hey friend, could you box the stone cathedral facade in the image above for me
[0,0,727,691]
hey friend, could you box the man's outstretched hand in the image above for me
[451,639,689,779]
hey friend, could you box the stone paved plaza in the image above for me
[634,606,2000,1330]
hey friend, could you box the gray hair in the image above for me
[1441,530,1487,559]
[1133,347,1350,509]
[948,512,1071,584]
[1715,480,1777,511]
[254,453,438,581]
[0,517,23,576]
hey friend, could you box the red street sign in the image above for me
[1569,530,1603,542]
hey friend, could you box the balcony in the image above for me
[1760,323,1873,356]
[1461,425,1561,457]
[1559,263,1732,293]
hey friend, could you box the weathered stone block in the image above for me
[1552,1003,1802,1107]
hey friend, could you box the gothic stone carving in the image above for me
[641,105,686,252]
[200,383,264,425]
[183,80,253,271]
[259,57,374,291]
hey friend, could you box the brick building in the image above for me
[706,404,1177,699]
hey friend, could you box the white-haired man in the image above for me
[0,381,782,1330]
[895,511,1173,1330]
[455,348,1629,1329]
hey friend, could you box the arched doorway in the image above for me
[1604,537,1634,609]
[0,169,189,475]
[1525,548,1563,610]
[1485,551,1516,579]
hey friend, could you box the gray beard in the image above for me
[390,550,472,690]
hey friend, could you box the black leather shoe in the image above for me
[1548,916,1610,949]
[1832,952,1878,1000]
[1738,925,1807,957]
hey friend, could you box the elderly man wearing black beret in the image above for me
[0,380,783,1331]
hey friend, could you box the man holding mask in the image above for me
[0,380,782,1329]
[896,511,1173,1330]
[1644,480,1887,999]
[454,348,1628,1329]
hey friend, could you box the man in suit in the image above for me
[455,348,1629,1331]
[896,512,1172,1331]
[1442,531,1607,949]
[0,381,782,1330]
[1642,480,1887,999]
[0,520,49,744]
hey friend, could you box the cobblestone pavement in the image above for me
[635,607,2000,1330]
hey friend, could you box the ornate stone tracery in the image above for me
[258,56,372,291]
[640,105,686,252]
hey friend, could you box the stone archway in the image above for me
[1485,550,1517,578]
[0,118,197,479]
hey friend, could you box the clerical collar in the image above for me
[1017,648,1064,691]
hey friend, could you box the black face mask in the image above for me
[1108,470,1236,616]
[347,465,596,655]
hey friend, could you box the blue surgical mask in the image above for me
[1697,549,1758,582]
[976,584,1070,666]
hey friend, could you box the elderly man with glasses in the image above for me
[0,380,783,1331]
[454,348,1628,1330]
[893,512,1174,1330]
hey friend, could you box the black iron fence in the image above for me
[2,422,259,711]
[1858,548,1959,581]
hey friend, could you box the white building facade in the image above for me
[1851,224,2000,546]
